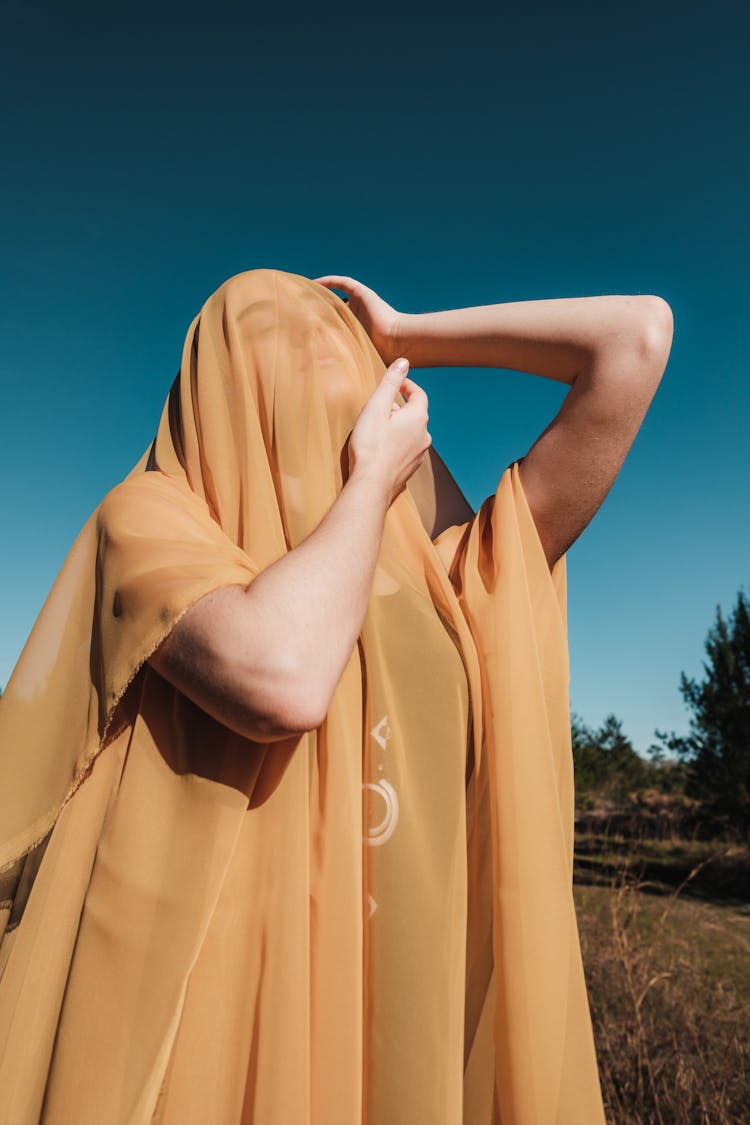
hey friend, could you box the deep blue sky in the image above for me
[1,1,747,757]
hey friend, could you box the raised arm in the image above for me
[518,297,672,571]
[147,471,391,741]
[147,357,433,742]
[313,277,674,568]
[394,292,674,571]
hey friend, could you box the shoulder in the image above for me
[99,471,199,517]
[97,473,218,543]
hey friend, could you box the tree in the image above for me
[571,711,603,798]
[572,710,648,806]
[653,588,750,839]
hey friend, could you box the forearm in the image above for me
[396,294,669,383]
[245,469,390,720]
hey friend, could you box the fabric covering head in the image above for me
[154,270,385,551]
[0,269,606,1123]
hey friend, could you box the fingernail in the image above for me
[393,357,409,374]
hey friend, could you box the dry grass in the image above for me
[573,835,750,1124]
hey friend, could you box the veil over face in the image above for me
[0,269,606,1125]
[152,270,386,553]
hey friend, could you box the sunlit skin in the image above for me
[148,273,673,742]
[314,273,674,575]
[148,354,430,742]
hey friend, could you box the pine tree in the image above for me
[654,588,750,839]
[571,711,648,805]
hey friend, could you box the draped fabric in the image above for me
[0,269,606,1123]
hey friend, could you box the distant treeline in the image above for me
[573,587,750,843]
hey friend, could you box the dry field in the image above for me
[574,833,750,1123]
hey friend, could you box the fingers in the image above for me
[398,376,429,413]
[313,275,357,291]
[369,359,409,417]
[312,276,360,304]
[374,360,429,421]
[383,358,409,389]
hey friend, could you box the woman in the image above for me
[0,268,673,1124]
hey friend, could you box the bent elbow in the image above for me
[636,295,674,363]
[271,682,327,734]
[258,658,329,736]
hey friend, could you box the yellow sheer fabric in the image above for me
[0,269,606,1123]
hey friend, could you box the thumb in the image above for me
[375,358,410,415]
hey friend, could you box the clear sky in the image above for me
[1,1,747,758]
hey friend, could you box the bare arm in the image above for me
[147,357,432,743]
[396,294,674,568]
[147,470,390,742]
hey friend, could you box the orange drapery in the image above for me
[0,269,605,1123]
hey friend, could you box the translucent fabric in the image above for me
[0,269,606,1123]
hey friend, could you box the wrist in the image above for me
[346,465,392,512]
[390,312,424,368]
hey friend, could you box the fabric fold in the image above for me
[445,461,603,1123]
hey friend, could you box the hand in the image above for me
[348,357,431,507]
[312,274,405,366]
